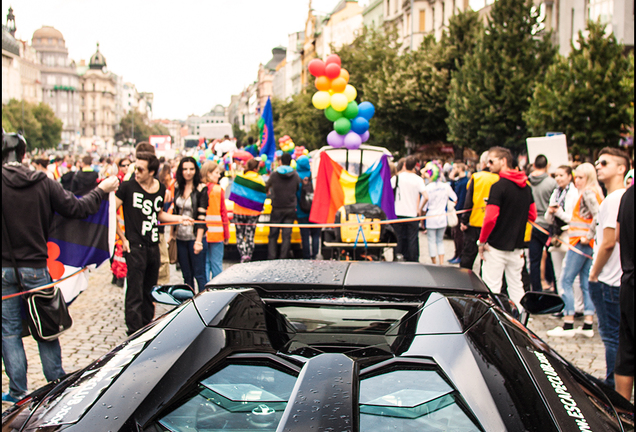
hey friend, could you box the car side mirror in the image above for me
[152,284,195,306]
[520,291,564,315]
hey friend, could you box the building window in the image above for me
[92,83,96,91]
[432,7,435,29]
[82,112,85,121]
[82,128,85,136]
[82,83,85,91]
[81,97,85,106]
[419,10,426,32]
[93,128,96,135]
[93,112,96,120]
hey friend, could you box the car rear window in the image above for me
[359,369,482,431]
[275,303,412,334]
[157,363,297,431]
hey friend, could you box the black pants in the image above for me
[393,218,420,262]
[529,227,554,292]
[460,226,481,269]
[452,225,464,260]
[268,208,296,260]
[125,243,160,335]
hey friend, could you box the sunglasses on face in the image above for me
[487,159,497,165]
[595,159,608,167]
[135,166,146,173]
[120,164,130,168]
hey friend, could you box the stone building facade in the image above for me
[77,43,118,152]
[31,26,80,149]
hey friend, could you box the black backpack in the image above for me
[299,179,314,213]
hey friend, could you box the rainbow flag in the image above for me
[309,153,396,223]
[228,172,267,212]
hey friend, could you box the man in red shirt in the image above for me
[478,147,537,308]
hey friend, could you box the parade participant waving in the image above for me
[200,161,229,279]
[172,157,208,292]
[228,158,265,263]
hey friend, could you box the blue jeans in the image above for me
[298,217,321,259]
[2,267,65,399]
[426,228,445,258]
[560,244,595,316]
[206,241,224,281]
[177,239,207,293]
[589,281,620,387]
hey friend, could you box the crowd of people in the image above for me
[2,130,634,403]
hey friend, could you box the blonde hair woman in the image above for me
[547,162,603,338]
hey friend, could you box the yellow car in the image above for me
[222,178,302,258]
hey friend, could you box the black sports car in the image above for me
[2,260,634,431]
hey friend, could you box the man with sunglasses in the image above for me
[478,147,537,309]
[588,147,630,387]
[115,151,193,336]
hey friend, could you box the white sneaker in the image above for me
[576,326,594,338]
[546,326,577,337]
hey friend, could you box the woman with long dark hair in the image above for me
[172,157,208,292]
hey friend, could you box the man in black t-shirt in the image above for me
[115,152,193,335]
[614,184,634,400]
[478,147,537,308]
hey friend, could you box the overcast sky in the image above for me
[7,0,353,121]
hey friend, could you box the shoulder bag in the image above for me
[2,210,73,342]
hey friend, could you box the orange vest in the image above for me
[206,184,224,243]
[569,192,602,248]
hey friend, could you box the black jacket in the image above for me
[173,183,208,237]
[266,167,301,211]
[2,164,107,268]
[69,170,99,196]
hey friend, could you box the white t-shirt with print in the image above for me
[594,188,625,287]
[424,181,457,229]
[391,172,427,217]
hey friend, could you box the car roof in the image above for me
[207,260,489,297]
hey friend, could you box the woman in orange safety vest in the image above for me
[547,163,603,338]
[200,161,229,281]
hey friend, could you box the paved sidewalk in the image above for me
[2,235,610,411]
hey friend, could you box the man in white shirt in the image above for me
[589,147,630,387]
[390,156,427,262]
[215,135,237,157]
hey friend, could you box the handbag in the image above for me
[2,210,73,342]
[26,286,73,342]
[447,200,458,228]
[168,235,178,264]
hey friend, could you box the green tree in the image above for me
[32,102,63,149]
[437,8,482,74]
[447,0,556,153]
[232,122,246,145]
[3,99,43,152]
[115,110,151,144]
[2,109,16,133]
[524,21,634,155]
[364,36,449,146]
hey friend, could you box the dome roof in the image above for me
[32,26,65,43]
[89,42,106,69]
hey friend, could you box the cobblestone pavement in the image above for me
[2,235,611,412]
